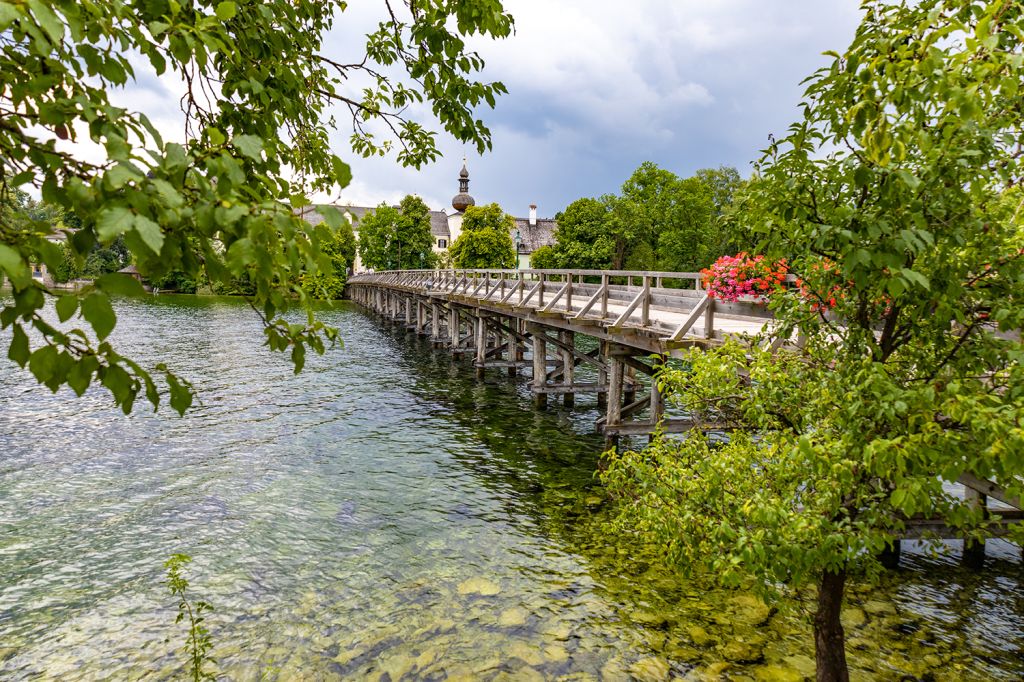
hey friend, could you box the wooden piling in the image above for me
[474,313,487,379]
[605,354,623,451]
[560,330,575,407]
[962,487,987,567]
[531,327,547,408]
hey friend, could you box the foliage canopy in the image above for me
[449,202,516,269]
[603,1,1024,678]
[357,195,437,271]
[0,0,511,413]
[537,163,746,272]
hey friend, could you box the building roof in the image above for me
[511,218,557,253]
[295,204,377,227]
[429,211,450,237]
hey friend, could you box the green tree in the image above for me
[540,164,725,272]
[0,0,512,413]
[611,162,715,272]
[449,202,515,269]
[52,241,83,282]
[528,244,557,269]
[603,2,1024,680]
[301,218,356,300]
[542,197,615,270]
[357,195,437,271]
[695,165,752,256]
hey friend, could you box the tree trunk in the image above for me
[814,568,849,682]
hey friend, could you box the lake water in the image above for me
[1,295,1021,680]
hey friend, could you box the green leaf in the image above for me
[215,1,236,21]
[104,163,139,190]
[80,293,117,340]
[26,0,63,43]
[66,356,97,395]
[233,134,263,161]
[166,373,194,415]
[900,268,930,291]
[0,243,29,287]
[0,2,22,31]
[8,324,30,367]
[96,206,135,242]
[28,344,58,383]
[894,169,920,191]
[133,214,165,254]
[56,294,78,322]
[96,273,147,297]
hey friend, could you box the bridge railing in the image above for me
[348,269,786,342]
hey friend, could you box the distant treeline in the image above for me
[530,162,753,273]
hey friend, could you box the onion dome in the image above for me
[451,158,475,212]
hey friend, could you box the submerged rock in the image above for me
[688,625,715,647]
[725,594,774,627]
[862,599,897,616]
[544,643,570,663]
[720,640,765,664]
[840,607,867,629]
[629,656,671,681]
[751,663,803,682]
[497,606,529,627]
[457,577,501,596]
[505,639,546,667]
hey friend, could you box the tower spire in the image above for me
[452,157,475,212]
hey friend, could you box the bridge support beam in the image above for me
[474,312,488,379]
[529,323,548,409]
[604,354,623,450]
[560,330,575,407]
[962,488,987,567]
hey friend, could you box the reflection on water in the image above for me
[0,295,1021,680]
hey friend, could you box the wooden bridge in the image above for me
[347,268,778,441]
[346,268,1021,564]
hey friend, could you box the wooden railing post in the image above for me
[704,297,715,339]
[641,275,651,326]
[600,273,609,318]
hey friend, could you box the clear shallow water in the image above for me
[0,295,1021,680]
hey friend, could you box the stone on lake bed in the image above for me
[751,663,803,682]
[457,577,501,596]
[688,625,715,647]
[498,606,529,627]
[841,607,867,629]
[721,639,765,664]
[505,639,546,667]
[723,594,773,627]
[629,656,671,681]
[544,643,570,663]
[862,599,897,616]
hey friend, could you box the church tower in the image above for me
[451,158,475,213]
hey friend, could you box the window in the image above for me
[438,239,447,248]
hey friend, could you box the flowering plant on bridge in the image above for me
[700,253,787,302]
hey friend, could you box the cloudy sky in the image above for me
[110,0,864,220]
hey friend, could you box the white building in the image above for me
[299,161,557,272]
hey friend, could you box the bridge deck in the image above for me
[348,268,779,356]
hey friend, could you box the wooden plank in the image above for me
[958,472,1022,510]
[664,294,709,341]
[601,418,725,436]
[533,383,609,395]
[901,511,1023,539]
[610,288,647,327]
